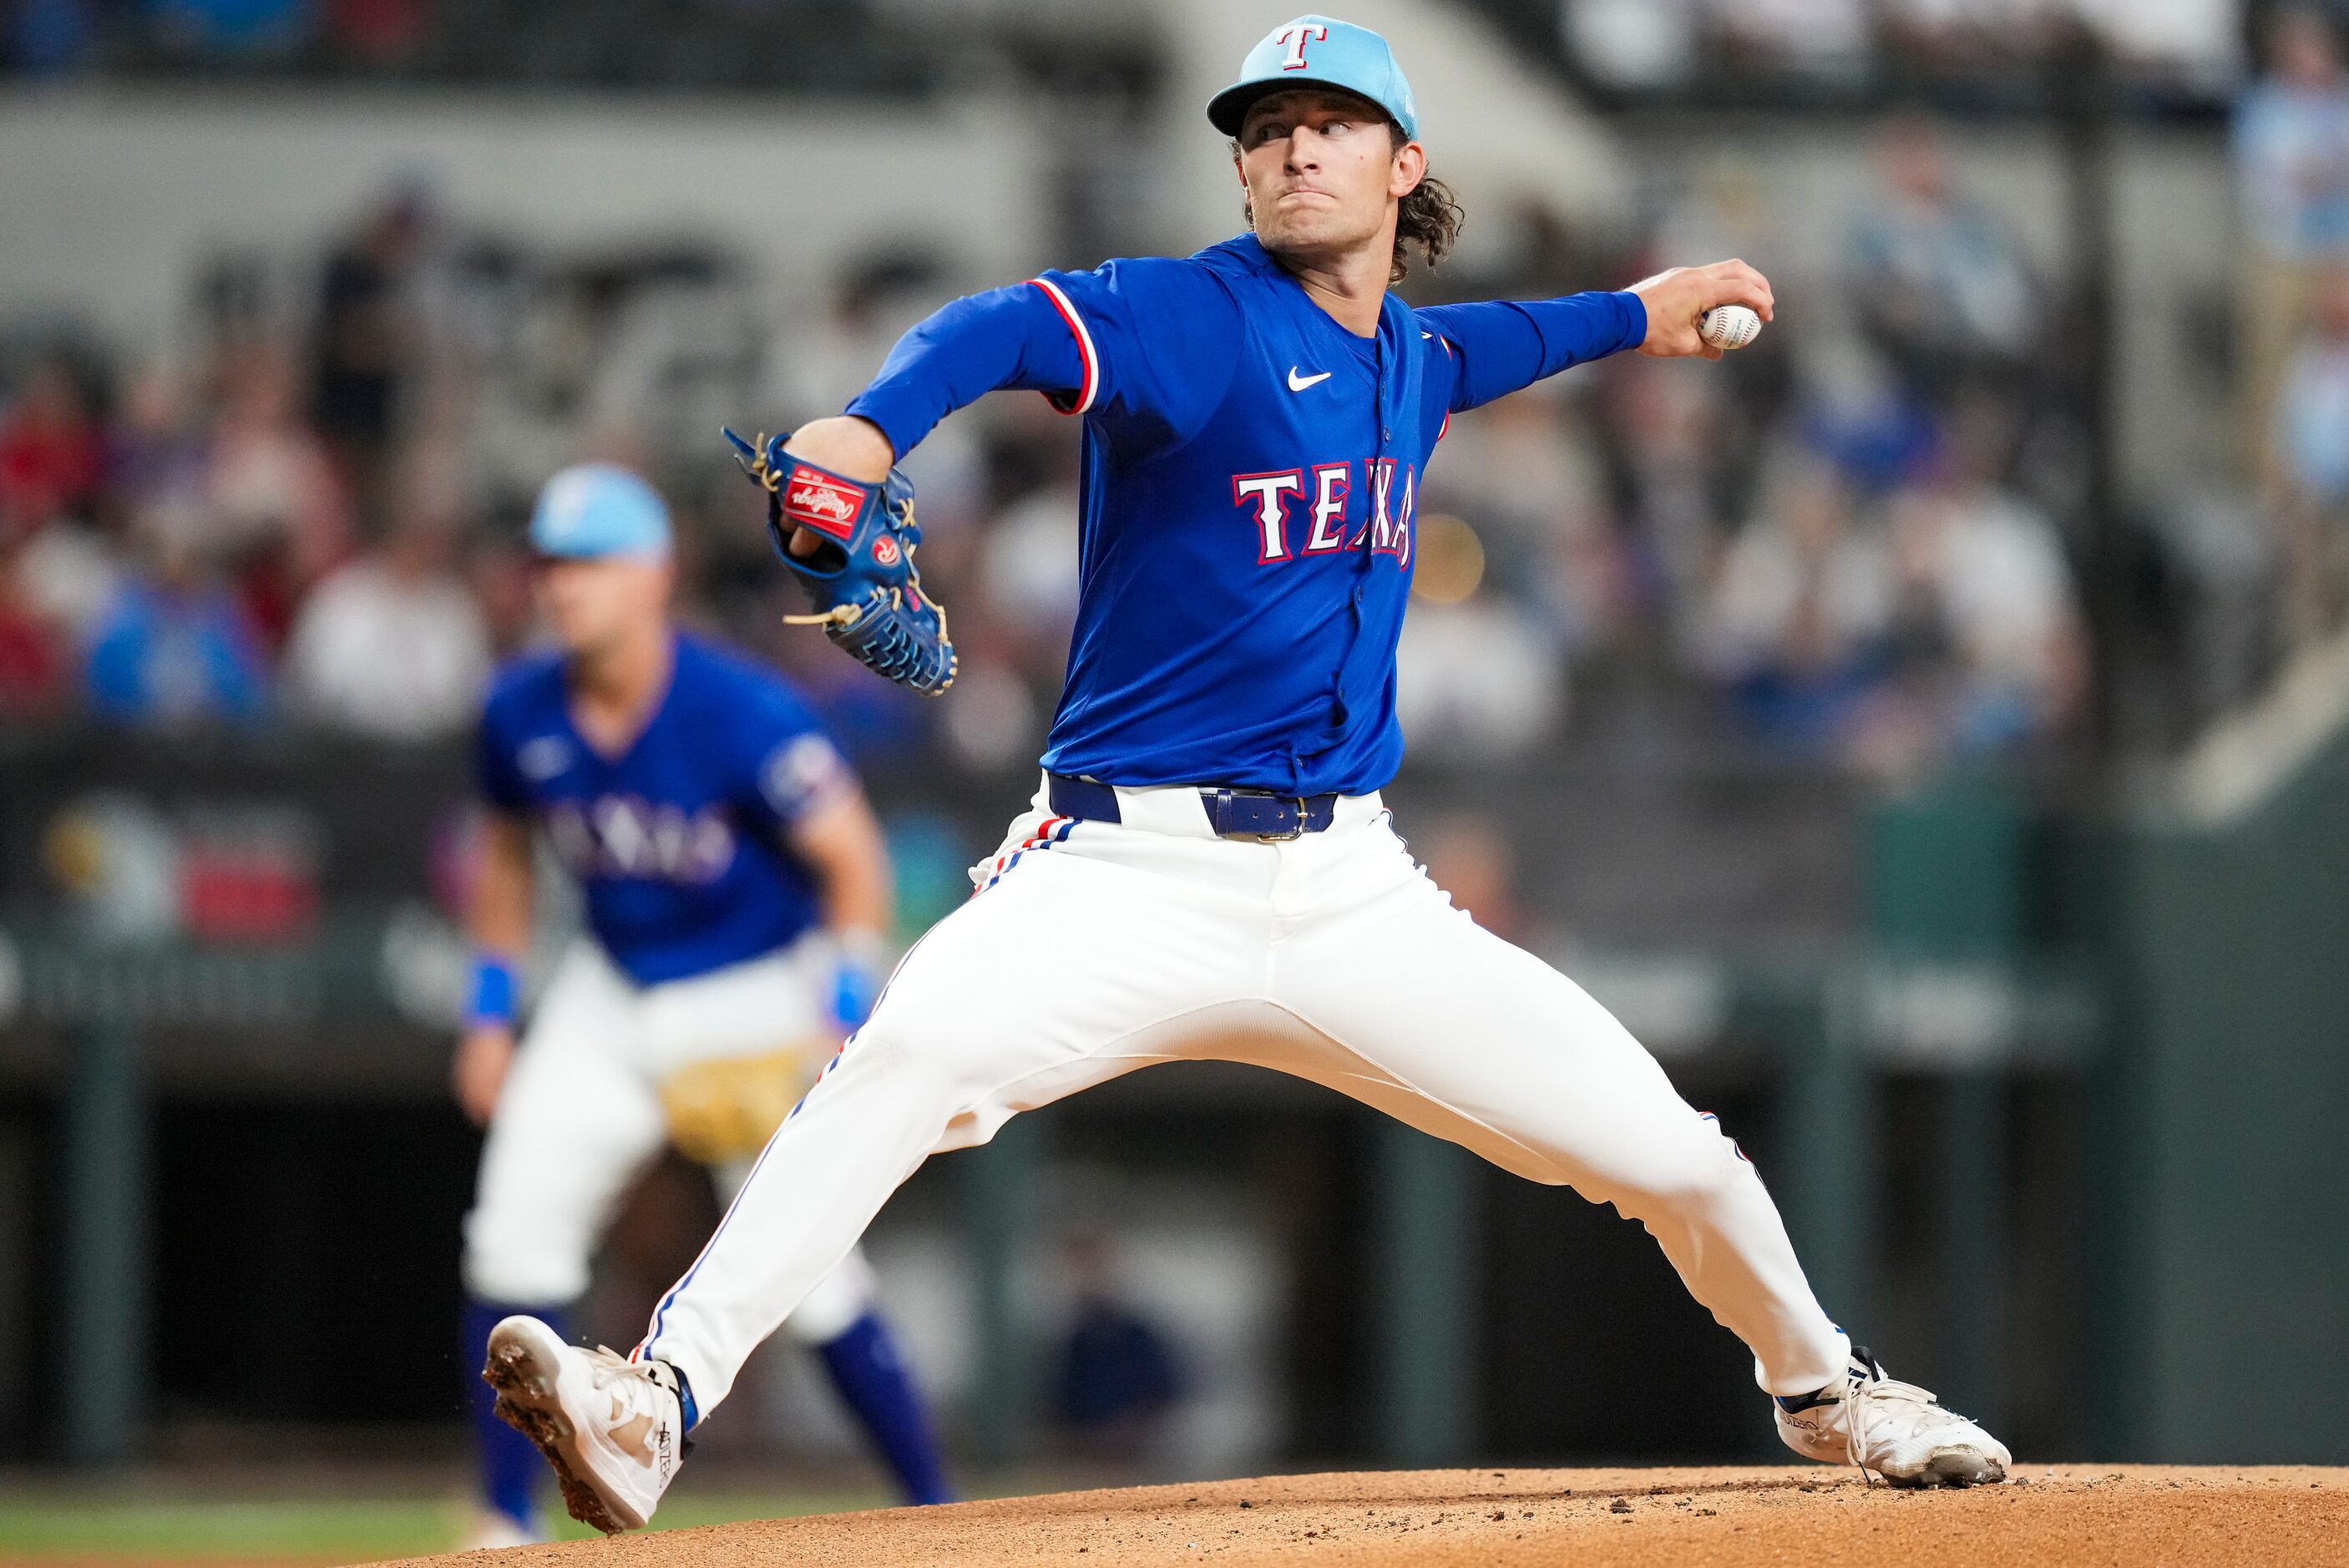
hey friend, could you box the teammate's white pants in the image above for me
[640,780,1850,1411]
[463,937,877,1345]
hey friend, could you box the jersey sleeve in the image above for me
[844,282,1090,459]
[1417,291,1647,414]
[1023,257,1244,448]
[845,257,1243,458]
[734,685,858,837]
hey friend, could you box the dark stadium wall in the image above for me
[2112,727,2349,1461]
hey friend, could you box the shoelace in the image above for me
[1842,1368,1965,1487]
[586,1345,676,1410]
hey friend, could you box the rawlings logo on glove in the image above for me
[724,428,958,696]
[782,466,864,537]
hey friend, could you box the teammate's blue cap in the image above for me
[1207,14,1419,141]
[529,463,671,560]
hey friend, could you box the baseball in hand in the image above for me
[1699,304,1762,351]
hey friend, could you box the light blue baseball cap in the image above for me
[1207,14,1419,141]
[529,463,671,559]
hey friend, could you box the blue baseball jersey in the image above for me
[848,231,1645,796]
[475,632,850,986]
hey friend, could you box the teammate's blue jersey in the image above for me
[475,632,849,986]
[848,232,1645,796]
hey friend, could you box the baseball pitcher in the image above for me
[482,19,2010,1531]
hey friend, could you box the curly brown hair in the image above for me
[1234,121,1464,286]
[1392,164,1463,284]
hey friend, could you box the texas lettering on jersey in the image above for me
[1231,458,1416,567]
[544,796,737,885]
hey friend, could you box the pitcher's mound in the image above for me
[391,1464,2349,1567]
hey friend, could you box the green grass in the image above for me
[0,1487,891,1561]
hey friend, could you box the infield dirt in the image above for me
[389,1464,2349,1567]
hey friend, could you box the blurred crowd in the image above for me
[3,0,2246,99]
[1400,105,2098,782]
[2,0,929,86]
[0,186,1106,771]
[12,6,2349,786]
[1558,0,2240,99]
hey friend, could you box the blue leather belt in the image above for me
[1046,772,1338,841]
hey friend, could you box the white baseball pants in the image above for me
[463,937,878,1344]
[639,779,1850,1410]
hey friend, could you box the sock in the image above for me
[1777,1345,1873,1413]
[814,1311,954,1505]
[463,1298,568,1535]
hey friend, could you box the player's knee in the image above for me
[845,994,1000,1103]
[1593,1115,1755,1216]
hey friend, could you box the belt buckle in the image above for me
[1259,797,1309,842]
[1221,784,1315,845]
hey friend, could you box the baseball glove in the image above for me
[657,1046,821,1167]
[723,428,957,696]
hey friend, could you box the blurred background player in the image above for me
[454,463,950,1545]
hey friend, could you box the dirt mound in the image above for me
[386,1464,2349,1568]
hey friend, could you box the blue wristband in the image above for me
[832,956,883,1032]
[467,955,518,1027]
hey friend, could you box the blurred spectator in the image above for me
[1793,329,1942,495]
[146,0,315,57]
[2271,265,2349,640]
[104,364,205,529]
[1562,0,1699,91]
[283,496,490,742]
[312,189,430,504]
[0,359,104,532]
[1050,1233,1184,1464]
[325,0,428,62]
[1702,456,1896,758]
[2236,9,2349,480]
[1886,423,2087,761]
[2237,11,2349,254]
[203,342,354,649]
[14,514,122,647]
[1848,119,2042,396]
[1711,0,1872,83]
[0,532,68,716]
[1602,356,1735,622]
[84,535,271,727]
[1396,513,1564,761]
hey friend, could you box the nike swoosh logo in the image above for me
[1288,367,1333,392]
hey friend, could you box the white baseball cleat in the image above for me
[1774,1348,2011,1487]
[482,1315,686,1535]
